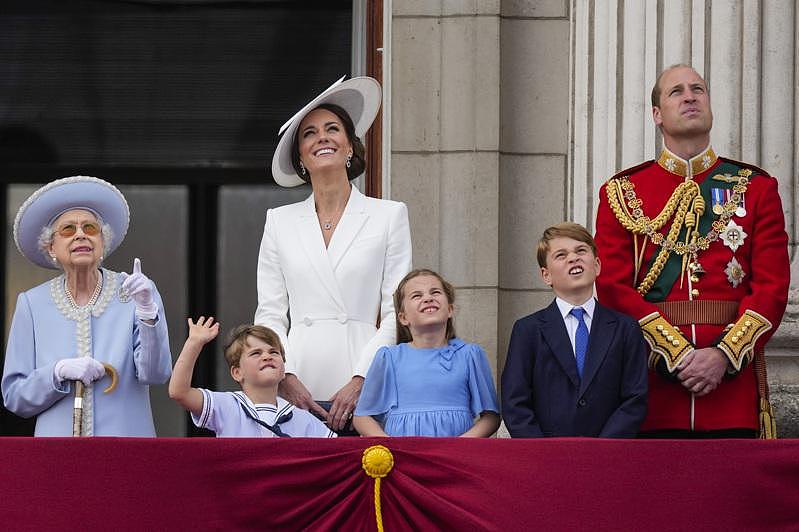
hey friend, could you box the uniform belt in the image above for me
[654,300,739,326]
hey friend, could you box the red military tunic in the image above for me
[595,146,789,433]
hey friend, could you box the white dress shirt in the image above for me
[555,296,596,358]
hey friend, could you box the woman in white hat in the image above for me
[1,176,172,436]
[256,77,412,433]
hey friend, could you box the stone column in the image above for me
[497,0,572,384]
[389,1,501,371]
[570,0,799,435]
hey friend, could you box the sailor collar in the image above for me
[657,145,718,179]
[232,391,294,424]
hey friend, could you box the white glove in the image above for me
[54,357,106,386]
[122,257,159,321]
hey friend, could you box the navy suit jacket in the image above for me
[501,299,648,437]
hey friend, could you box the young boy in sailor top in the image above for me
[169,318,335,438]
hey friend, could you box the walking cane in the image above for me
[72,363,119,437]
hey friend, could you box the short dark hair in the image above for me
[290,103,367,181]
[223,325,285,369]
[536,222,597,269]
[393,269,456,344]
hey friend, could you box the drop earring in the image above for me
[300,161,307,176]
[346,152,352,169]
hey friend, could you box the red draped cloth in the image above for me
[2,437,797,530]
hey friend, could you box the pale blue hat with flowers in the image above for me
[13,176,130,269]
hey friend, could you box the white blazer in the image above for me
[255,185,412,400]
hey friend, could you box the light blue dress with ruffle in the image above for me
[355,338,499,436]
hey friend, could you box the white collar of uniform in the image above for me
[555,296,596,321]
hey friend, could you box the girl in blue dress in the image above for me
[353,269,500,437]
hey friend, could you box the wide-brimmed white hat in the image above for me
[270,76,382,187]
[13,176,130,269]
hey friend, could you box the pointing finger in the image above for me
[133,257,142,275]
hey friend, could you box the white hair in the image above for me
[37,214,114,268]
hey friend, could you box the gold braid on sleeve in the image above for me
[718,310,772,372]
[639,312,694,372]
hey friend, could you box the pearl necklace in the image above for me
[64,273,103,309]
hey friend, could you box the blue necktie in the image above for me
[570,307,589,378]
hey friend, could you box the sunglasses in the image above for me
[55,222,101,238]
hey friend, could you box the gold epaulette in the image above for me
[717,309,772,372]
[639,312,693,372]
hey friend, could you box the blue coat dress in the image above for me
[355,338,499,436]
[1,269,172,436]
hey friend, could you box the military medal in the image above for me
[735,192,747,217]
[720,220,747,252]
[711,188,725,215]
[724,257,746,288]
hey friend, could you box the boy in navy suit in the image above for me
[501,223,648,437]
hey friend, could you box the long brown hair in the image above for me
[393,269,456,344]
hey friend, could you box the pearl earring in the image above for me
[346,152,352,169]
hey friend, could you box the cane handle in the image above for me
[102,363,118,394]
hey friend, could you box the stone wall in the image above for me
[388,0,798,435]
[390,1,501,372]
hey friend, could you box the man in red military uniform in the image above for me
[594,64,789,438]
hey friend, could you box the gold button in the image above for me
[731,337,739,344]
[741,326,748,333]
[672,340,680,347]
[745,320,752,327]
[656,325,664,331]
[690,275,699,283]
[667,335,674,342]
[691,289,699,296]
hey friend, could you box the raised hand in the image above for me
[54,357,106,386]
[122,257,158,320]
[187,316,220,346]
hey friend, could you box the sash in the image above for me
[643,161,742,302]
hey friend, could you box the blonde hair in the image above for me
[536,222,597,268]
[223,325,285,368]
[393,269,456,344]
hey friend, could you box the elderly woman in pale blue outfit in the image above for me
[1,176,172,436]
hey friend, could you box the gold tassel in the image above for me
[759,398,777,440]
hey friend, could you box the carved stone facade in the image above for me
[388,0,798,435]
